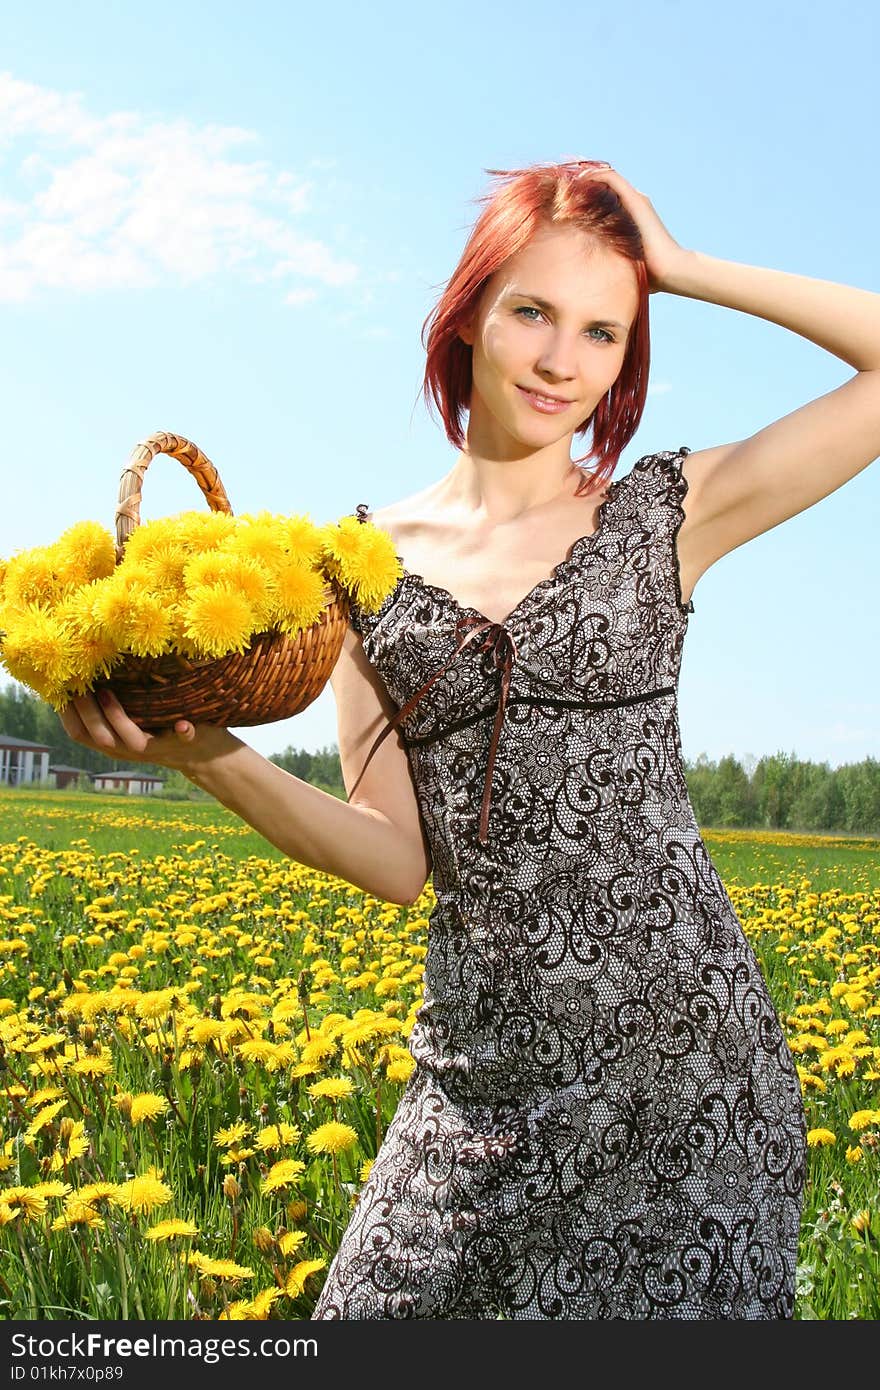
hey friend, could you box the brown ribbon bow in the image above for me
[349,613,519,847]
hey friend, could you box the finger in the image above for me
[60,702,93,745]
[70,692,125,753]
[95,688,151,755]
[60,700,118,758]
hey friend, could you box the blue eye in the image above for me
[514,306,614,342]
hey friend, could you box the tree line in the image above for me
[1,681,878,832]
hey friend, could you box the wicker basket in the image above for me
[95,432,349,732]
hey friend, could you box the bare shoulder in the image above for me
[369,482,442,547]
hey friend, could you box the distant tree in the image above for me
[836,757,880,833]
[269,743,344,797]
[714,754,754,827]
[789,761,846,832]
[683,753,722,827]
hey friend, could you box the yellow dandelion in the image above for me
[182,583,255,658]
[51,1201,104,1231]
[0,603,72,694]
[306,1077,356,1101]
[846,1145,863,1163]
[29,1086,67,1108]
[21,1033,68,1055]
[124,592,175,658]
[188,1019,228,1045]
[236,1038,281,1066]
[71,1053,113,1078]
[0,1186,48,1220]
[88,573,142,647]
[0,1202,20,1225]
[277,514,324,565]
[219,1146,256,1165]
[116,518,172,565]
[2,547,65,608]
[806,1128,837,1147]
[184,553,273,626]
[255,1122,301,1151]
[294,1034,339,1071]
[284,1258,326,1298]
[53,521,117,588]
[144,1218,199,1241]
[30,1181,72,1200]
[248,1286,285,1318]
[23,1099,67,1138]
[189,1253,254,1280]
[849,1109,880,1131]
[218,1302,251,1321]
[55,585,119,690]
[49,1119,89,1170]
[134,989,178,1022]
[261,1159,307,1195]
[386,1058,415,1084]
[321,516,402,610]
[112,1173,174,1215]
[213,1120,253,1148]
[221,518,287,571]
[220,994,267,1021]
[265,559,329,637]
[129,1093,169,1126]
[851,1208,872,1236]
[305,1121,359,1157]
[795,1069,826,1092]
[75,1182,119,1207]
[278,1229,308,1257]
[139,546,189,596]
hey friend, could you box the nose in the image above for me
[535,330,580,382]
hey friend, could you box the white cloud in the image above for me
[0,72,358,302]
[647,381,672,396]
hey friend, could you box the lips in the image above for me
[516,385,573,413]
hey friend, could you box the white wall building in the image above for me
[91,770,165,796]
[0,734,52,786]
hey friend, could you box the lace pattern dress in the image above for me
[311,446,807,1320]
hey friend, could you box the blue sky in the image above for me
[1,0,878,771]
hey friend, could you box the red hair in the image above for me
[419,160,650,494]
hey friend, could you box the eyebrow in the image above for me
[508,290,628,332]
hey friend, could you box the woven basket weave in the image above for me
[96,432,349,732]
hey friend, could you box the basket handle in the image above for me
[114,431,234,563]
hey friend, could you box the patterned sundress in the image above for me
[311,446,807,1320]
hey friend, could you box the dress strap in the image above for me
[349,614,518,847]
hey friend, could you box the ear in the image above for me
[458,316,474,347]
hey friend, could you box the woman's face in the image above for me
[458,223,640,458]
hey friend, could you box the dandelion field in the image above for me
[1,789,878,1320]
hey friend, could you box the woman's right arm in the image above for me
[60,626,432,908]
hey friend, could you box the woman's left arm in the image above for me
[663,248,880,575]
[582,167,880,595]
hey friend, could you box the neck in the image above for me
[439,446,584,524]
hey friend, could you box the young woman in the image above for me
[61,160,880,1319]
